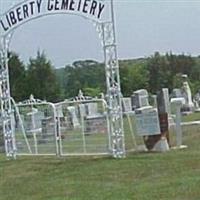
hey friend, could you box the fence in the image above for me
[2,96,198,157]
[8,98,111,156]
[0,97,160,157]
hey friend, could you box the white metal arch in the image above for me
[0,0,110,37]
[0,0,125,158]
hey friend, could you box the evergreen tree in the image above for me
[26,51,61,102]
[8,52,27,101]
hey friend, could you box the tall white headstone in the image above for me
[67,106,80,128]
[181,74,194,112]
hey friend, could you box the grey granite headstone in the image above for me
[157,88,171,115]
[171,88,182,98]
[135,107,160,136]
[131,89,150,110]
[122,98,132,113]
[86,103,98,117]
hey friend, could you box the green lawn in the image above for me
[182,112,200,122]
[1,123,200,200]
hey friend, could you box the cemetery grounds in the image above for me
[0,113,200,200]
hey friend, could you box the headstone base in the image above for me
[152,137,169,152]
[171,145,188,150]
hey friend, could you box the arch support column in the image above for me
[102,22,125,158]
[0,35,16,158]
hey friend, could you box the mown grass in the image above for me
[1,112,200,200]
[1,151,200,200]
[1,122,200,200]
[182,112,200,122]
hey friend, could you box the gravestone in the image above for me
[79,104,87,117]
[193,91,200,111]
[161,88,175,127]
[122,98,132,113]
[67,106,80,128]
[171,88,182,98]
[172,75,194,113]
[139,89,170,151]
[85,102,106,134]
[181,75,194,113]
[171,97,186,148]
[86,103,98,117]
[131,89,151,110]
[56,105,64,118]
[157,89,170,143]
[26,110,44,132]
[162,88,171,115]
[151,95,158,108]
[135,107,160,136]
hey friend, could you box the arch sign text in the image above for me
[0,0,109,36]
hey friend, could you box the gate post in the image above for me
[0,35,16,158]
[100,0,126,158]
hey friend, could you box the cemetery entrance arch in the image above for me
[0,0,125,158]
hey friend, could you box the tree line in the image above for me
[8,51,200,102]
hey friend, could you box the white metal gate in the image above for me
[56,99,110,156]
[14,96,59,156]
[13,96,110,156]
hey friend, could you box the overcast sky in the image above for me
[2,0,200,67]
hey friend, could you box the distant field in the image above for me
[1,122,200,200]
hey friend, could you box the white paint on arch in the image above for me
[0,0,110,36]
